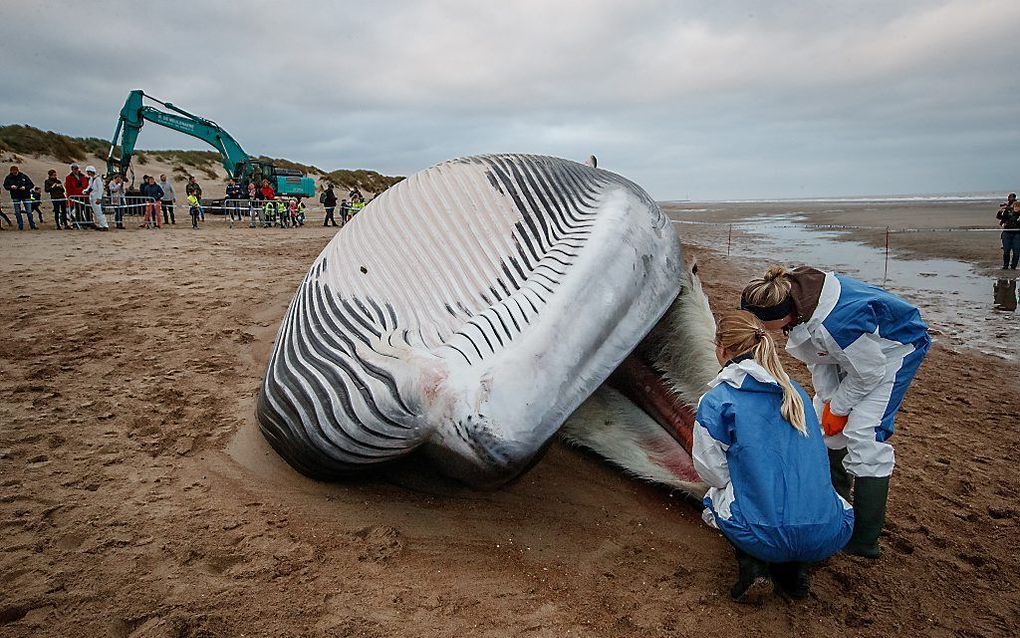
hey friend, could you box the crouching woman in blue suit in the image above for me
[694,311,853,602]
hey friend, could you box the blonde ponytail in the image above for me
[742,265,792,309]
[754,331,807,435]
[717,311,807,435]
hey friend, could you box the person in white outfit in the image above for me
[84,166,109,230]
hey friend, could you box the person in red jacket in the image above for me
[64,163,91,225]
[259,178,276,201]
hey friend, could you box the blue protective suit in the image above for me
[693,359,853,563]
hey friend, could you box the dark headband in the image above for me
[740,294,794,322]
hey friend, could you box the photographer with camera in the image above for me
[997,193,1020,270]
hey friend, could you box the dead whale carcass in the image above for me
[256,154,719,492]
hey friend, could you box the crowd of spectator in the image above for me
[2,163,369,233]
[2,163,110,230]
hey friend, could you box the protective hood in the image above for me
[709,359,782,394]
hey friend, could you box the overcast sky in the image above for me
[2,0,1018,199]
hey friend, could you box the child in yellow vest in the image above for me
[187,194,201,229]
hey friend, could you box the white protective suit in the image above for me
[785,272,930,478]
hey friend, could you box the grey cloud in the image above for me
[1,0,1018,199]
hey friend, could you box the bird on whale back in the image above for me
[256,153,719,493]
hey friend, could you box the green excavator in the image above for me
[106,89,315,197]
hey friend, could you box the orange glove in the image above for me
[821,403,849,437]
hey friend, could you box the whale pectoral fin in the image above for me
[560,386,707,498]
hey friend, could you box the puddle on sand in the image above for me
[737,216,1020,360]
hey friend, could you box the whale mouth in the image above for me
[559,268,716,493]
[606,352,697,456]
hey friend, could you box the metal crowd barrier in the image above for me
[204,198,366,227]
[1,195,161,229]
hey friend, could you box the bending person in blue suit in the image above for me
[694,311,853,603]
[741,265,930,559]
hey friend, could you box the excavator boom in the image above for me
[106,90,314,197]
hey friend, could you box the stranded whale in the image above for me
[256,154,718,492]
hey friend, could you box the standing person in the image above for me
[64,163,91,223]
[187,193,201,229]
[286,198,296,227]
[258,178,275,201]
[246,181,260,228]
[0,202,11,229]
[338,198,350,225]
[259,178,276,227]
[186,176,204,220]
[83,166,110,230]
[45,169,69,230]
[4,165,37,230]
[158,174,176,225]
[740,265,930,559]
[140,175,165,229]
[30,186,44,224]
[225,178,242,224]
[262,199,276,228]
[276,198,290,228]
[997,193,1020,271]
[107,174,127,229]
[4,166,37,231]
[321,183,338,227]
[287,198,305,227]
[694,311,853,602]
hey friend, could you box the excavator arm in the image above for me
[106,90,251,179]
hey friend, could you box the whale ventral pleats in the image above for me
[257,153,687,487]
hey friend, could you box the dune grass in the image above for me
[1,123,403,191]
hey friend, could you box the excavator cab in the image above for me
[235,160,268,191]
[273,172,315,198]
[234,160,314,198]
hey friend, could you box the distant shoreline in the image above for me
[661,192,1004,205]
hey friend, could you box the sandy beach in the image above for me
[1,214,1017,637]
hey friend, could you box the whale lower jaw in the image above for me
[561,387,707,498]
[560,265,718,498]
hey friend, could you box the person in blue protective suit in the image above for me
[740,265,930,559]
[694,311,853,603]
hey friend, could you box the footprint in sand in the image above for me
[352,525,403,562]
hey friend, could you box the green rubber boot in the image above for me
[828,448,853,502]
[843,476,890,559]
[770,562,810,600]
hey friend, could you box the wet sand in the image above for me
[1,222,1018,637]
[664,198,1007,273]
